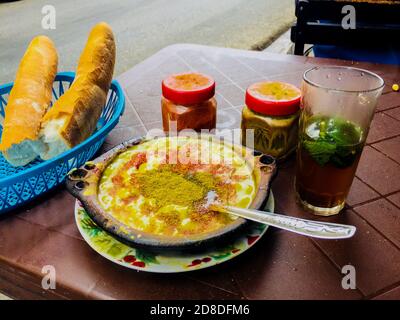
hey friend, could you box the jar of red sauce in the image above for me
[161,73,217,132]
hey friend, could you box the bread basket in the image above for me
[0,72,125,214]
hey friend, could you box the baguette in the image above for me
[39,22,116,160]
[0,36,58,166]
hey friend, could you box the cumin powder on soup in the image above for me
[134,166,217,208]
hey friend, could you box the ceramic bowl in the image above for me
[66,136,276,252]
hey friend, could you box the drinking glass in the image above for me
[295,66,384,216]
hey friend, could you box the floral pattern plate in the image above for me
[75,192,274,273]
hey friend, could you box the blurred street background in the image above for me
[0,0,295,83]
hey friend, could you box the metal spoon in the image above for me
[205,192,356,239]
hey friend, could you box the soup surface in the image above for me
[98,137,256,237]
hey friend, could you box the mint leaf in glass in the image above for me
[303,140,336,166]
[302,116,364,168]
[326,118,362,146]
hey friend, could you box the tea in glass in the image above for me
[296,67,384,216]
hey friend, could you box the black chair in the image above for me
[291,0,400,56]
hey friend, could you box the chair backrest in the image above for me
[295,0,400,24]
[291,0,400,54]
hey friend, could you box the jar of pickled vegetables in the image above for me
[161,73,217,132]
[241,81,301,161]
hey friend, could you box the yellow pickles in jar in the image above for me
[241,81,301,161]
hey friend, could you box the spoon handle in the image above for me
[225,206,356,239]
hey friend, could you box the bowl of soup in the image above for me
[66,135,276,251]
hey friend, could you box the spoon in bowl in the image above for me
[205,191,356,239]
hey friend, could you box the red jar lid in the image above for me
[162,73,215,105]
[246,81,301,116]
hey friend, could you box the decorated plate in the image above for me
[74,192,274,273]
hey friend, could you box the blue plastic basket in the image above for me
[0,72,125,214]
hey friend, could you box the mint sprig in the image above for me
[303,140,336,166]
[301,117,363,168]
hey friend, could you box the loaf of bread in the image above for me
[0,36,58,166]
[39,22,115,160]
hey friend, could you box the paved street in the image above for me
[0,0,294,84]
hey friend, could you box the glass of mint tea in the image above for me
[295,66,384,216]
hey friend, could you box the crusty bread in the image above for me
[0,36,58,166]
[39,22,115,160]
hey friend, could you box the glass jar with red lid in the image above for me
[241,81,301,161]
[161,73,217,132]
